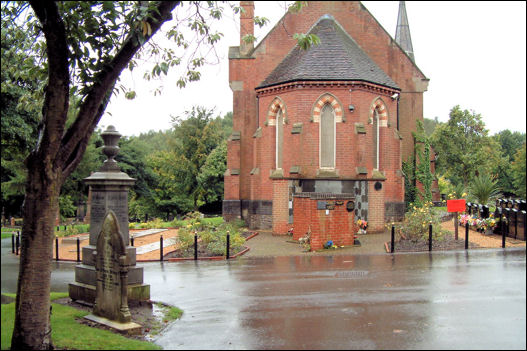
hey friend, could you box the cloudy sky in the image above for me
[101,1,526,137]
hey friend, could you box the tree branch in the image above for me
[58,1,180,180]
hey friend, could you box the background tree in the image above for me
[511,143,526,198]
[431,105,501,188]
[491,130,526,197]
[148,107,227,215]
[1,12,40,220]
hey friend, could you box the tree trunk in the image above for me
[11,156,61,350]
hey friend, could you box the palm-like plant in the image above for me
[469,174,501,205]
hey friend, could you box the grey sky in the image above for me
[101,1,526,137]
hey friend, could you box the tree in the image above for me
[198,140,228,204]
[2,2,231,348]
[149,106,224,214]
[431,105,500,188]
[1,11,40,219]
[511,143,526,198]
[494,130,526,161]
[492,130,526,196]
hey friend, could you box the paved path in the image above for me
[245,230,390,257]
[135,236,178,255]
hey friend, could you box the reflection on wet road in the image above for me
[2,238,525,349]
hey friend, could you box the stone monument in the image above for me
[84,210,141,333]
[69,125,150,304]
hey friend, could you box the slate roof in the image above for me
[257,15,399,90]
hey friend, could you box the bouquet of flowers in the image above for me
[324,240,337,249]
[356,218,368,234]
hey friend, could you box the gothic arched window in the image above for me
[320,104,335,168]
[276,109,284,169]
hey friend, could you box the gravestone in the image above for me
[69,125,149,304]
[85,211,141,333]
[93,211,130,322]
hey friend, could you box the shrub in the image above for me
[175,220,245,256]
[469,174,501,205]
[399,201,447,242]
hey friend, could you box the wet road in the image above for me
[2,238,526,349]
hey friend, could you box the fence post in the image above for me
[391,225,395,253]
[194,231,198,260]
[429,224,433,252]
[77,237,80,262]
[160,235,163,261]
[12,233,15,254]
[465,223,469,250]
[130,235,134,247]
[226,231,230,259]
[55,237,59,261]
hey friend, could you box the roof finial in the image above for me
[395,1,415,62]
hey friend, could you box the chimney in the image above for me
[240,1,254,56]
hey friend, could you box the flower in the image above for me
[356,218,368,230]
[324,240,334,249]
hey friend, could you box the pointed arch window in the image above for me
[276,109,284,169]
[320,104,335,168]
[373,109,379,170]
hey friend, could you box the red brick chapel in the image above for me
[223,1,430,248]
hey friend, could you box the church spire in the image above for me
[395,1,414,62]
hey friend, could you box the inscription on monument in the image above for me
[90,190,129,245]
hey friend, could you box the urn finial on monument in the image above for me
[100,125,122,172]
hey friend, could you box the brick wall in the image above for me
[293,194,356,251]
[368,181,385,232]
[272,179,290,234]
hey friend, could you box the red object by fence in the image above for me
[447,199,466,213]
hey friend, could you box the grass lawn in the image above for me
[1,227,18,239]
[1,293,161,350]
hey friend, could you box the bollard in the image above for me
[160,235,164,261]
[226,232,230,259]
[194,232,198,260]
[12,233,15,254]
[429,224,433,252]
[131,235,134,247]
[502,216,506,248]
[55,237,59,261]
[465,223,469,250]
[77,237,80,262]
[391,226,395,253]
[15,233,20,255]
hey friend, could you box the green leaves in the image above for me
[469,174,500,206]
[431,105,499,187]
[293,33,321,50]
